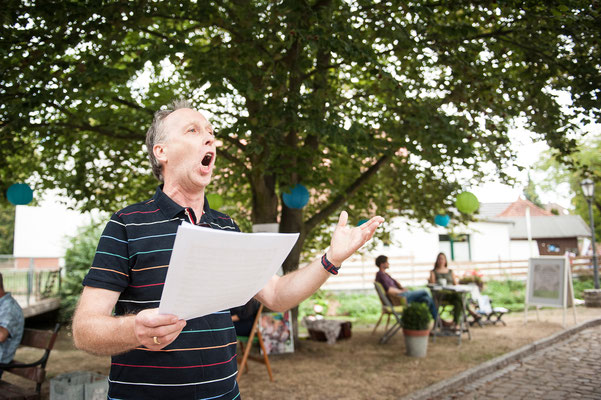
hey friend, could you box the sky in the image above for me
[472,121,600,209]
[471,133,560,206]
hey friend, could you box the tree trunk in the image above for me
[250,172,278,224]
[279,201,308,343]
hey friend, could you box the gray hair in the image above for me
[146,99,194,182]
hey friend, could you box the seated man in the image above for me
[0,272,25,378]
[230,298,261,337]
[375,255,437,321]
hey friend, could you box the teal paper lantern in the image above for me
[455,192,479,214]
[6,183,33,205]
[357,218,369,226]
[206,193,224,210]
[434,214,450,227]
[282,184,309,209]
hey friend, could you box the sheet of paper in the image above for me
[158,223,299,320]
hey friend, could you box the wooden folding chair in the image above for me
[373,282,406,344]
[236,304,274,382]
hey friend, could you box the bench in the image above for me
[0,323,61,400]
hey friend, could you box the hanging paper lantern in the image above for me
[282,184,309,209]
[434,214,450,227]
[357,218,369,226]
[206,193,224,210]
[455,191,479,214]
[6,183,33,205]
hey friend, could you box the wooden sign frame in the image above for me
[525,256,576,326]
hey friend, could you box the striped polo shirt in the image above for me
[83,186,241,400]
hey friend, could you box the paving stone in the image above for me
[426,324,601,400]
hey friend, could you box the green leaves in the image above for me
[60,220,104,324]
[1,0,599,260]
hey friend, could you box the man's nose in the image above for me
[204,135,215,146]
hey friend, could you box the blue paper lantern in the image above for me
[357,218,369,226]
[282,184,310,209]
[6,183,33,205]
[434,214,450,227]
[206,193,224,210]
[455,191,479,214]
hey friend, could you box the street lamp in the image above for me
[580,178,599,289]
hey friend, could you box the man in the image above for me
[374,255,437,320]
[0,272,25,378]
[72,99,383,399]
[230,298,260,337]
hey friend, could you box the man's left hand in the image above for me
[326,211,384,267]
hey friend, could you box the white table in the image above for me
[428,284,472,345]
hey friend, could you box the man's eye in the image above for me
[188,127,197,133]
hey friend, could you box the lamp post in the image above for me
[581,178,599,289]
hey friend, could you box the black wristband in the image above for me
[321,254,340,275]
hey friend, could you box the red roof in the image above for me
[497,197,553,217]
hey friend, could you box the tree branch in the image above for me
[222,134,247,153]
[216,148,250,176]
[139,27,170,41]
[30,122,139,140]
[112,97,154,115]
[304,153,391,232]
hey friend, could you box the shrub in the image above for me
[299,290,332,318]
[573,275,595,299]
[60,220,103,325]
[335,292,381,320]
[401,302,432,331]
[483,279,525,311]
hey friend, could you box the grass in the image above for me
[299,276,597,324]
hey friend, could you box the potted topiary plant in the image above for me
[402,302,432,357]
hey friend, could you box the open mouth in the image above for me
[201,152,214,167]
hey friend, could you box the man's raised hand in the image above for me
[326,211,384,267]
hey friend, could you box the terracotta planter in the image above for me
[403,328,430,357]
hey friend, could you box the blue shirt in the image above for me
[0,292,25,375]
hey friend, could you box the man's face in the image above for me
[157,108,216,191]
[381,260,389,270]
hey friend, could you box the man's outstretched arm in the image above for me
[255,211,383,312]
[72,286,186,356]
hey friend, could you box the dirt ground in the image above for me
[3,306,600,399]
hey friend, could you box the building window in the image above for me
[439,234,471,261]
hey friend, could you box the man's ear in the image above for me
[153,143,167,164]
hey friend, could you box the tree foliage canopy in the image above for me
[537,133,601,244]
[2,1,600,269]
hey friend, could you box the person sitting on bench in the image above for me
[0,272,25,379]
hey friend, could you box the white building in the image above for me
[12,200,99,269]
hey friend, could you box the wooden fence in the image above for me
[319,255,596,292]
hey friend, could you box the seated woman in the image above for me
[428,253,463,330]
[230,298,261,337]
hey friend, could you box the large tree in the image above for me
[2,1,600,275]
[537,133,601,245]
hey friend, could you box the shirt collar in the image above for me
[153,185,214,221]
